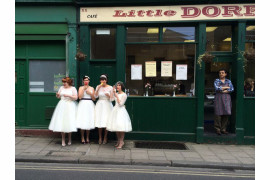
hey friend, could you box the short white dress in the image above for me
[106,93,132,132]
[49,86,78,133]
[76,88,95,130]
[94,86,113,128]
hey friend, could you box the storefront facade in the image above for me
[15,0,255,144]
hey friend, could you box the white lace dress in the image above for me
[94,86,113,128]
[49,86,78,133]
[106,93,132,132]
[76,89,95,130]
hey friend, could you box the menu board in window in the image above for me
[161,61,172,77]
[145,61,156,77]
[176,64,188,80]
[131,64,142,80]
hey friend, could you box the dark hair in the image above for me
[62,77,73,86]
[116,81,125,92]
[83,75,90,81]
[218,69,227,74]
[100,74,108,83]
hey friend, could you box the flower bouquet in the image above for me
[145,83,151,97]
[173,84,177,97]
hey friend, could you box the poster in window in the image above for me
[29,81,44,92]
[131,64,142,80]
[145,61,156,77]
[54,74,66,92]
[176,64,188,80]
[161,61,172,77]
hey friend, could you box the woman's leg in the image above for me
[68,133,72,145]
[117,132,125,149]
[61,132,66,146]
[80,129,85,143]
[86,130,90,143]
[103,129,108,144]
[98,128,103,144]
[115,132,120,147]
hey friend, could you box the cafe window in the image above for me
[29,60,66,92]
[206,25,232,51]
[244,25,255,97]
[162,27,195,42]
[90,28,116,59]
[126,44,195,96]
[126,27,159,42]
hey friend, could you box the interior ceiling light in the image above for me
[184,40,195,42]
[147,28,166,34]
[223,37,231,41]
[246,26,255,31]
[206,27,218,32]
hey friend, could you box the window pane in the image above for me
[246,25,255,41]
[126,27,159,42]
[206,26,232,51]
[90,28,116,59]
[29,60,66,92]
[163,27,195,42]
[244,42,255,97]
[126,44,195,96]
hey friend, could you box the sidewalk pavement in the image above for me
[15,136,255,170]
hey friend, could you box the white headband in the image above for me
[100,75,107,79]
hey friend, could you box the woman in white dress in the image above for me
[76,75,96,144]
[49,77,78,147]
[107,81,132,149]
[94,74,113,144]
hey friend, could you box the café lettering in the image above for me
[112,5,255,18]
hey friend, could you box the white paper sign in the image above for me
[161,61,172,77]
[176,64,188,80]
[145,61,156,77]
[131,64,142,80]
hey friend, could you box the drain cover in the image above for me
[135,141,188,150]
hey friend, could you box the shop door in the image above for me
[89,62,116,89]
[203,61,234,135]
[15,60,27,126]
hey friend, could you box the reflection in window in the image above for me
[126,44,195,96]
[126,27,159,42]
[163,27,195,42]
[206,26,232,51]
[246,25,255,41]
[90,28,116,59]
[244,42,255,97]
[29,60,66,92]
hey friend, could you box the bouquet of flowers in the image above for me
[173,84,177,97]
[145,83,151,90]
[145,83,151,96]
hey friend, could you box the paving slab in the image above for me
[147,150,165,157]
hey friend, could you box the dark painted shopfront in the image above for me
[15,0,255,144]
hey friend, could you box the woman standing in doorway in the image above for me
[214,69,234,135]
[107,81,132,149]
[76,76,96,144]
[94,74,113,144]
[49,77,78,147]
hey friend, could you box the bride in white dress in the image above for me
[107,81,132,149]
[76,76,96,144]
[94,74,113,144]
[49,77,78,147]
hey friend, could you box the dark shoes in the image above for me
[216,130,222,135]
[216,130,229,135]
